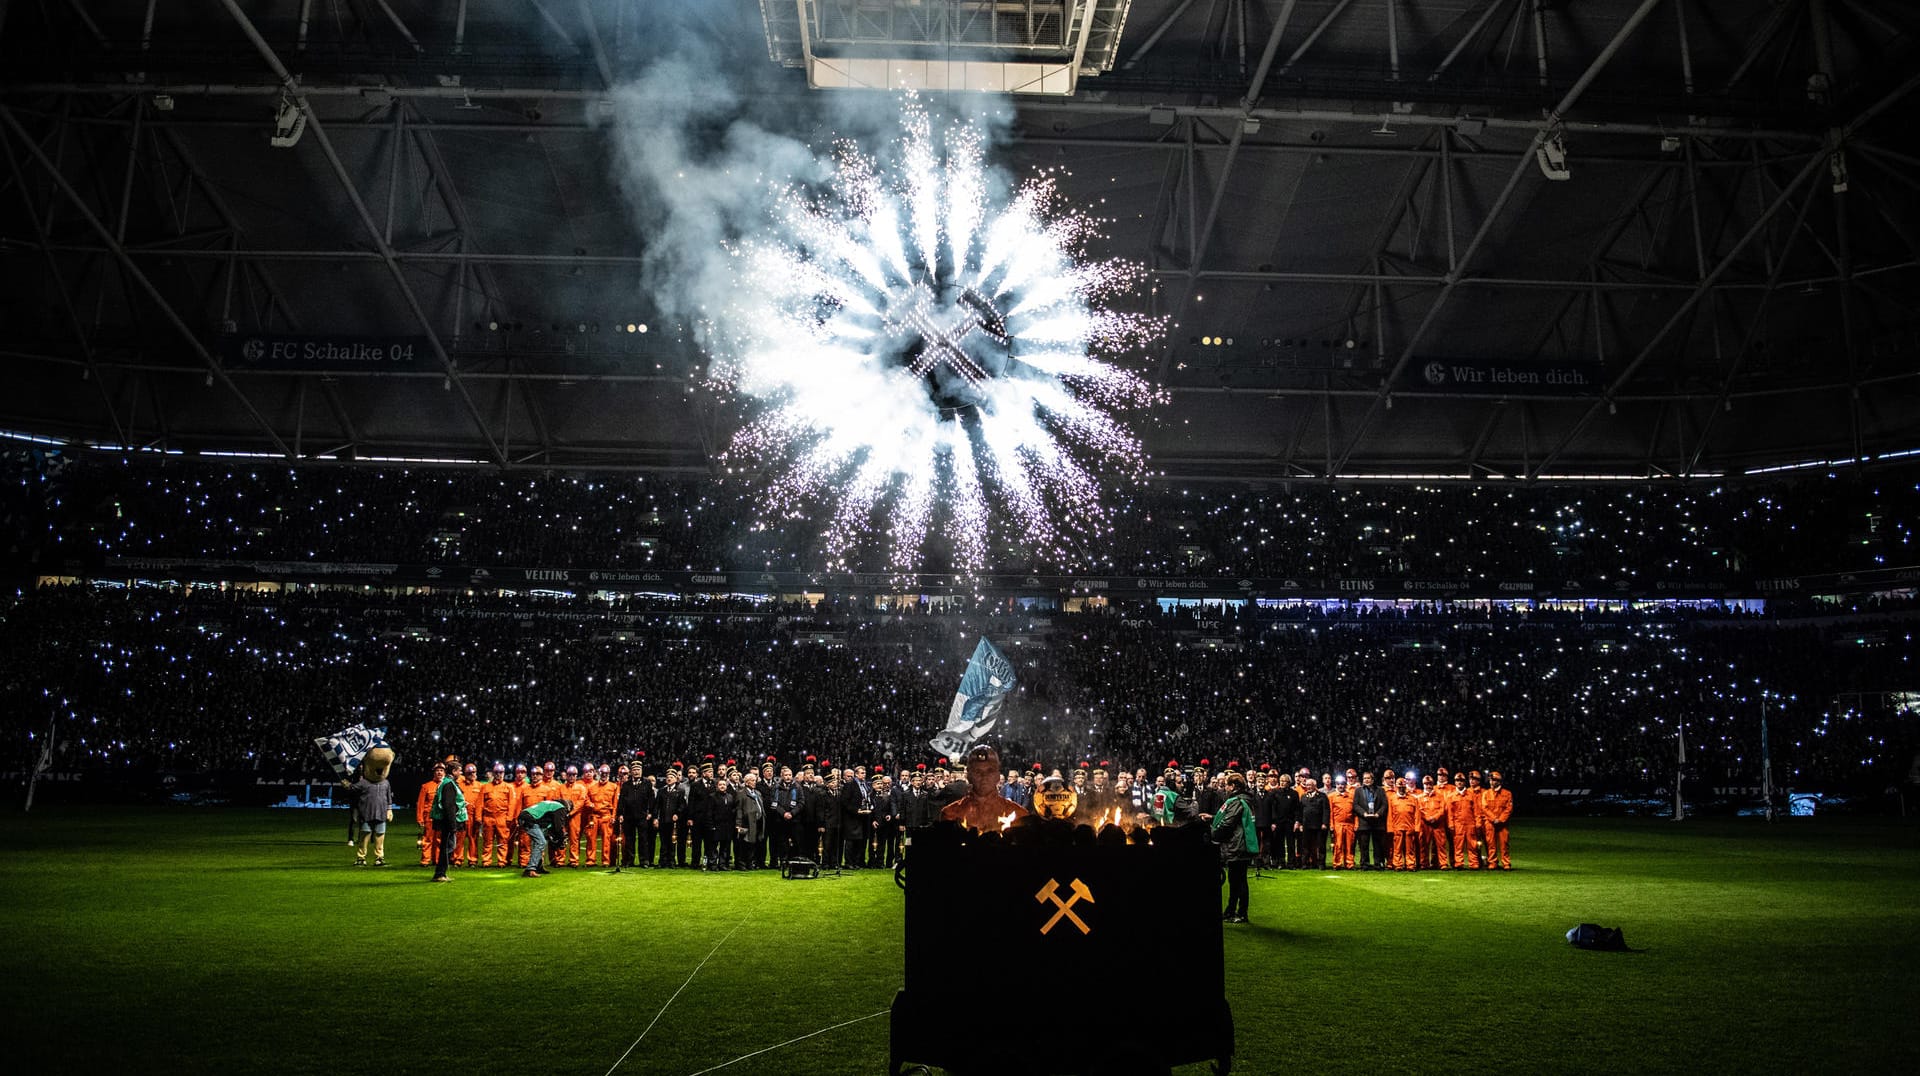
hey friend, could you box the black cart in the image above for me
[891,821,1233,1075]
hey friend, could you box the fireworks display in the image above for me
[707,98,1164,572]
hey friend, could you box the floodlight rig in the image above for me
[270,95,306,148]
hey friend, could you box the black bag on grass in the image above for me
[1566,923,1628,951]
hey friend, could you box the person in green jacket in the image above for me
[429,756,467,883]
[519,798,574,877]
[1211,772,1259,924]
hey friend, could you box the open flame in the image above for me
[999,812,1018,832]
[1091,806,1127,833]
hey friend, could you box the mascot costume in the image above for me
[345,746,397,866]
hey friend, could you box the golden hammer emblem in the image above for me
[1035,877,1094,935]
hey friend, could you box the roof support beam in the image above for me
[1682,174,1822,474]
[1330,0,1669,476]
[1161,0,1306,380]
[573,0,616,89]
[0,126,127,443]
[214,0,506,466]
[0,105,290,457]
[1533,65,1920,477]
[1532,152,1829,477]
[1121,0,1197,67]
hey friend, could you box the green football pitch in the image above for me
[1,808,1914,1075]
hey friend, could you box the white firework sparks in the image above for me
[709,98,1164,572]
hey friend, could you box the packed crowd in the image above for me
[6,585,1914,795]
[6,449,1918,579]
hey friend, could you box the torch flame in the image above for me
[999,812,1017,832]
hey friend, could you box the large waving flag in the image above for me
[929,638,1017,760]
[315,723,388,780]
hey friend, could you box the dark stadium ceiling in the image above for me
[1,1,1917,482]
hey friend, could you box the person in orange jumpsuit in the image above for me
[1481,770,1515,870]
[521,763,558,866]
[573,766,600,866]
[456,762,484,866]
[586,764,619,865]
[415,762,444,866]
[1386,777,1421,870]
[1418,773,1450,869]
[561,765,590,866]
[1449,771,1485,868]
[506,764,534,865]
[480,762,518,866]
[1327,773,1356,869]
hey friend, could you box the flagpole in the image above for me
[24,715,55,813]
[1673,719,1686,823]
[1760,691,1774,823]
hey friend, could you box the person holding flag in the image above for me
[929,638,1017,762]
[314,722,388,848]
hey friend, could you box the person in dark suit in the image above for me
[1351,771,1389,870]
[1195,769,1222,823]
[766,766,802,867]
[869,774,899,867]
[734,773,766,870]
[1296,778,1330,868]
[814,773,844,868]
[839,770,871,868]
[658,768,687,868]
[701,776,734,870]
[616,763,656,868]
[686,764,714,869]
[1260,771,1299,869]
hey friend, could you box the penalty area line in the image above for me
[682,1009,890,1075]
[604,916,751,1076]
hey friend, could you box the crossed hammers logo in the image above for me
[1034,877,1094,936]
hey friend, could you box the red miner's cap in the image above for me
[672,761,684,768]
[767,754,777,762]
[938,757,949,765]
[636,750,646,758]
[1100,760,1111,768]
[916,763,926,771]
[1079,761,1090,769]
[1259,763,1271,771]
[805,754,817,762]
[1032,763,1044,771]
[1199,758,1210,767]
[726,758,736,766]
[874,766,884,774]
[821,759,831,767]
[1168,760,1178,768]
[1229,760,1241,768]
[704,753,715,760]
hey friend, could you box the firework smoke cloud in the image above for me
[612,62,1163,573]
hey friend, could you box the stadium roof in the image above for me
[2,0,1918,481]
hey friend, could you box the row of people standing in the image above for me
[634,761,977,870]
[1242,767,1516,871]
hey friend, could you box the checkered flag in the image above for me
[315,723,388,780]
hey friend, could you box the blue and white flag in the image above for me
[929,638,1017,761]
[315,723,388,780]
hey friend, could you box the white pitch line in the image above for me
[682,1010,890,1075]
[605,917,750,1076]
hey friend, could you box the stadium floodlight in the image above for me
[1536,132,1571,181]
[269,96,307,149]
[762,0,1135,97]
